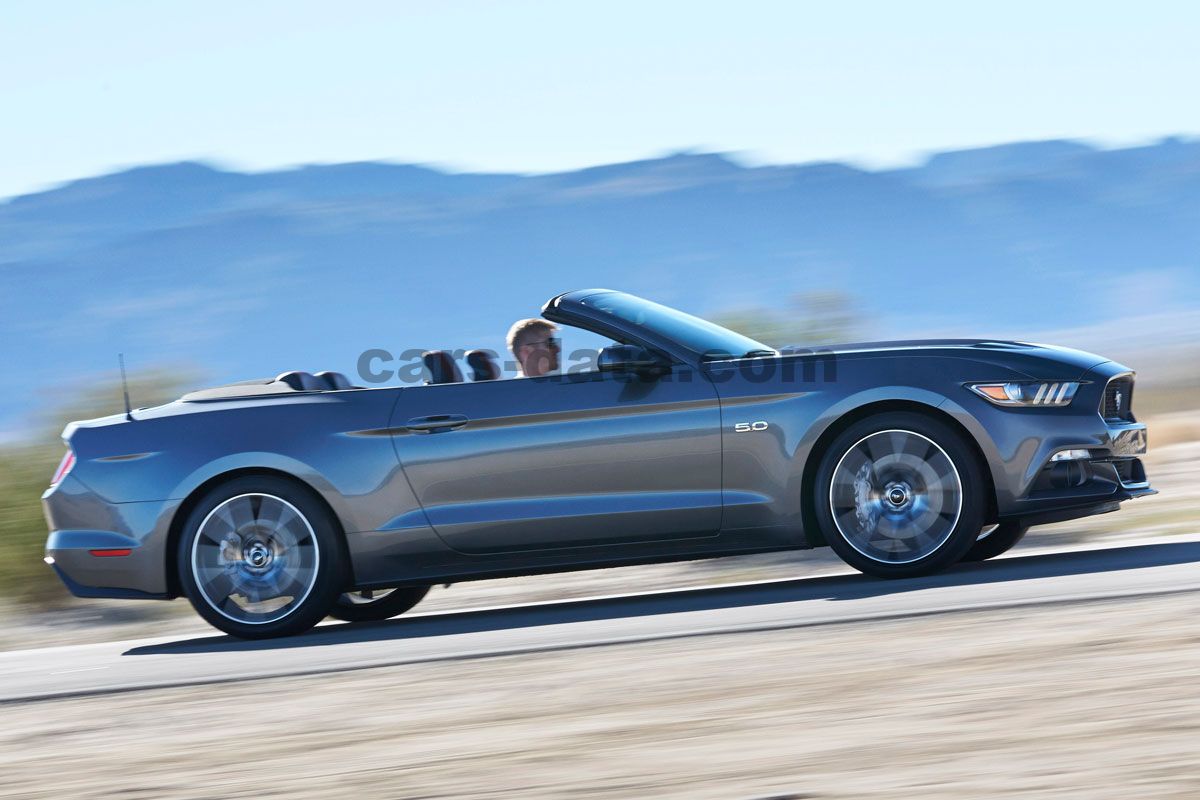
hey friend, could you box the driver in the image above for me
[507,318,561,377]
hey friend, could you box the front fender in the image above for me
[714,351,1020,538]
[796,384,958,460]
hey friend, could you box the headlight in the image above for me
[967,381,1080,407]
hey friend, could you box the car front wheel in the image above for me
[815,412,985,579]
[178,476,346,639]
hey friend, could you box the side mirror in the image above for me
[598,344,667,374]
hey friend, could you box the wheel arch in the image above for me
[799,399,998,547]
[164,467,352,599]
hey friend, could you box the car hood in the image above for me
[778,338,1111,381]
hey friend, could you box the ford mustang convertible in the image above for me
[43,289,1154,638]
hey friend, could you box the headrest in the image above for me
[422,351,463,384]
[274,370,324,391]
[465,350,501,381]
[314,371,353,390]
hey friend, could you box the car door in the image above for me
[390,365,722,554]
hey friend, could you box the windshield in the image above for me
[579,291,772,359]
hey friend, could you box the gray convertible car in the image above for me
[43,289,1154,638]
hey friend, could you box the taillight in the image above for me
[50,450,75,487]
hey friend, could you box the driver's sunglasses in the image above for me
[524,336,561,351]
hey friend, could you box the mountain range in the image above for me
[3,137,1199,435]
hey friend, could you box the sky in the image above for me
[2,0,1199,199]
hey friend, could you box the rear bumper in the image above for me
[42,475,177,599]
[48,561,169,600]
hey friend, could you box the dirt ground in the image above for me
[2,591,1198,799]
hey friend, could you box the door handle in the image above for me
[405,414,469,433]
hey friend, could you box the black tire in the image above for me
[814,411,986,579]
[177,475,347,639]
[961,522,1029,562]
[328,585,431,623]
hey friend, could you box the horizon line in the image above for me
[5,131,1199,204]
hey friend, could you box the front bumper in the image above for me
[42,475,178,599]
[1002,446,1155,527]
[962,363,1155,527]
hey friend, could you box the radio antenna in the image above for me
[119,353,134,421]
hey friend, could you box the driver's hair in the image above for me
[507,318,558,357]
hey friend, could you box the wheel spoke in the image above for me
[196,565,237,601]
[227,497,256,532]
[199,513,234,543]
[257,496,302,534]
[268,566,309,601]
[864,435,892,463]
[887,431,919,458]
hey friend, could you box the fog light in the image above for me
[43,556,55,565]
[1051,449,1091,462]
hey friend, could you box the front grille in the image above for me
[1101,375,1135,421]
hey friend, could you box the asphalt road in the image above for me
[3,535,1198,704]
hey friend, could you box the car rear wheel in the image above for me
[178,476,346,639]
[328,585,431,622]
[815,412,985,579]
[961,522,1029,562]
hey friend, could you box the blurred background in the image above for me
[3,3,1200,797]
[3,0,1199,617]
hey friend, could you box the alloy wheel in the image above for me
[828,429,963,564]
[190,493,321,625]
